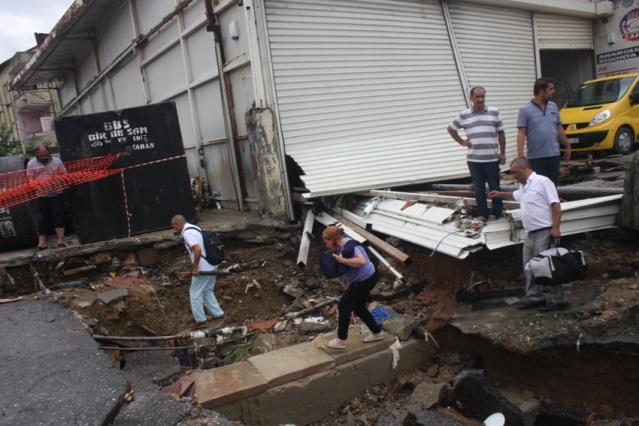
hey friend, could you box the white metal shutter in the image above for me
[264,0,469,197]
[535,13,594,49]
[447,2,537,161]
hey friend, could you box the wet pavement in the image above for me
[0,299,129,425]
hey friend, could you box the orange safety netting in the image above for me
[0,153,125,210]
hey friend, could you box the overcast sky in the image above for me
[0,0,74,63]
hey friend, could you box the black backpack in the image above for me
[186,226,225,265]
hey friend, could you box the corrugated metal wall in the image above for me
[536,13,594,49]
[264,0,470,197]
[58,0,239,208]
[263,0,594,197]
[447,2,537,160]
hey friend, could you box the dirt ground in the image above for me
[4,226,485,341]
[3,215,638,425]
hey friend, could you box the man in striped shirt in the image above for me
[447,86,506,221]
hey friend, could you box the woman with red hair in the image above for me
[322,225,384,349]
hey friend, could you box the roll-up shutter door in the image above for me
[264,0,469,197]
[447,2,537,159]
[536,13,594,49]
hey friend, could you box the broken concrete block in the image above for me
[409,381,449,409]
[295,320,334,334]
[401,370,425,390]
[122,252,139,267]
[304,276,321,290]
[437,364,461,384]
[379,306,417,341]
[97,288,129,305]
[283,284,304,298]
[500,387,541,426]
[90,252,112,265]
[399,402,469,425]
[73,294,96,308]
[135,247,158,266]
[453,369,524,426]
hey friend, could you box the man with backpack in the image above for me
[171,214,225,329]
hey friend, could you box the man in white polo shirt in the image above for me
[488,157,569,312]
[448,86,506,222]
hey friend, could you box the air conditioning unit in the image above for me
[596,0,614,18]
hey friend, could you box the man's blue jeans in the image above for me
[190,274,224,322]
[467,160,503,219]
[529,155,560,186]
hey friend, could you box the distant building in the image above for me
[1,47,61,154]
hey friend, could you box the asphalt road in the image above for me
[0,299,129,425]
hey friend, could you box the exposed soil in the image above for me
[3,219,639,424]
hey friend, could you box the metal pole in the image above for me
[428,183,623,196]
[366,246,406,284]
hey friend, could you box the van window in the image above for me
[566,76,636,107]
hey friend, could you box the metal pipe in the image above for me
[211,13,245,212]
[428,183,624,196]
[441,0,470,109]
[296,208,315,267]
[93,326,249,342]
[284,297,338,319]
[99,345,194,351]
[93,334,182,341]
[366,246,406,283]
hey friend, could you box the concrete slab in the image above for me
[72,293,97,308]
[247,341,335,386]
[0,299,129,425]
[314,326,397,365]
[216,339,433,426]
[97,287,129,304]
[185,361,269,409]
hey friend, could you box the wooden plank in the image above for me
[321,207,412,266]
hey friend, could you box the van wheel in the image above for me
[613,127,634,155]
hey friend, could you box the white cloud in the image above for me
[0,0,74,63]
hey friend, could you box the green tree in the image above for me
[0,123,22,157]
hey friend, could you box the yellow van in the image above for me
[560,73,639,155]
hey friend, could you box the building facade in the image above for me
[1,51,60,154]
[11,0,624,220]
